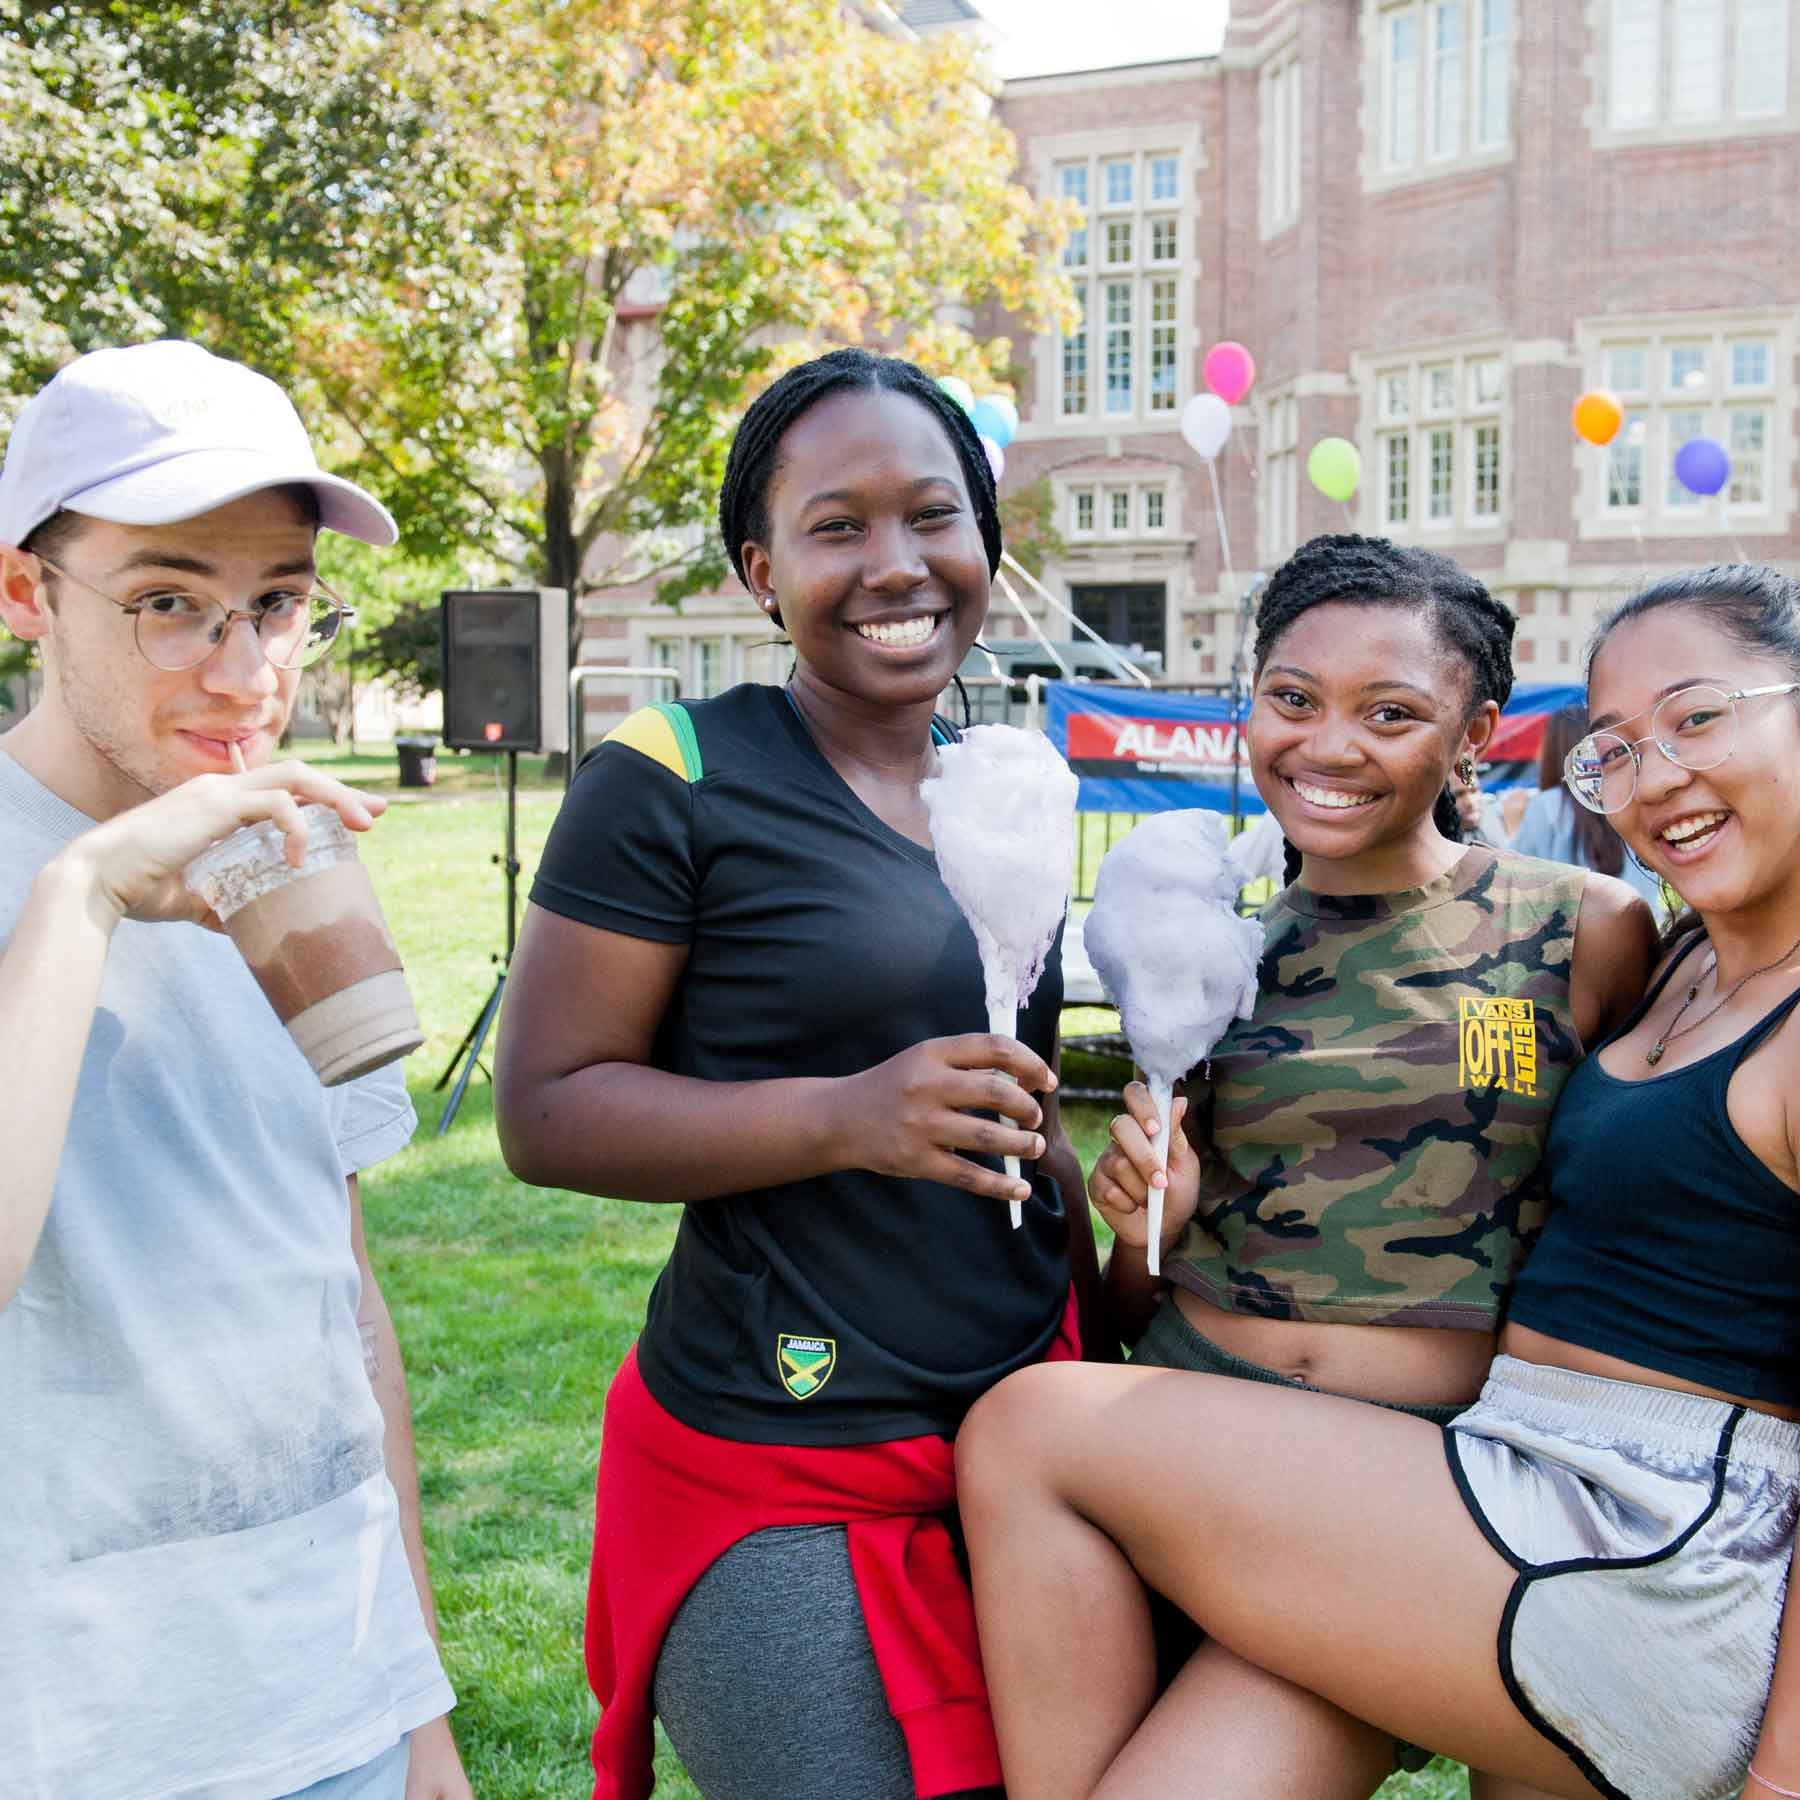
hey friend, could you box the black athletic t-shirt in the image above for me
[530,681,1071,1445]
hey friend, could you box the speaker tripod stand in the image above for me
[436,750,521,1134]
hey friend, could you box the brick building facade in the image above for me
[582,0,1800,724]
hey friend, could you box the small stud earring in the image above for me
[761,595,776,612]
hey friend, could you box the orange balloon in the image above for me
[1573,389,1624,447]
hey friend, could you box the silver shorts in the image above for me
[1446,1355,1800,1800]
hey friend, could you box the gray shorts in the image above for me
[1447,1354,1800,1800]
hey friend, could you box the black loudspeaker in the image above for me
[440,588,570,753]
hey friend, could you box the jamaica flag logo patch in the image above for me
[777,1334,837,1401]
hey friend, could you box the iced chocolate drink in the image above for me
[185,805,423,1086]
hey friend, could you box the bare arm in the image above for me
[1570,872,1658,1048]
[0,765,381,1312]
[348,1176,471,1800]
[0,859,115,1308]
[494,903,1053,1209]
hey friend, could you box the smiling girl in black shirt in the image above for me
[497,349,1099,1800]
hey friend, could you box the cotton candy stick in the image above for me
[988,997,1026,1228]
[1144,1071,1175,1274]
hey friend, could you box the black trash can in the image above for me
[395,735,438,788]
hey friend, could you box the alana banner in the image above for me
[1044,681,1584,814]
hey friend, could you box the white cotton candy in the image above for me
[922,725,1078,1021]
[1083,810,1266,1272]
[1225,809,1288,889]
[922,725,1079,1228]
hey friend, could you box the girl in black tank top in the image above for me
[1507,932,1800,1405]
[955,565,1800,1800]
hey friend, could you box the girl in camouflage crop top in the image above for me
[1073,536,1654,1788]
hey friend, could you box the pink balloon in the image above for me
[981,435,1005,483]
[1203,341,1256,406]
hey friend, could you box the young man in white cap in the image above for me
[0,341,471,1800]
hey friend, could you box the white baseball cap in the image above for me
[0,340,398,549]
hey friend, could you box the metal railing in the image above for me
[567,664,680,783]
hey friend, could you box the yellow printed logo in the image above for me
[777,1334,837,1401]
[1459,997,1538,1096]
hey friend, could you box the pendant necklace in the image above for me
[1645,929,1800,1066]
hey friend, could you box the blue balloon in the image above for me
[1673,435,1731,498]
[969,396,1017,449]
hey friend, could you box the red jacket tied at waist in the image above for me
[587,1291,1080,1800]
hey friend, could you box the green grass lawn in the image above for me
[314,742,1469,1799]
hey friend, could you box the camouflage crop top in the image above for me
[1165,845,1590,1331]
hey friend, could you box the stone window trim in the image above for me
[1584,0,1794,149]
[1259,386,1302,564]
[647,630,737,701]
[1352,339,1511,541]
[1260,36,1304,241]
[1572,311,1794,540]
[1057,469,1185,543]
[1023,121,1203,442]
[1359,0,1515,195]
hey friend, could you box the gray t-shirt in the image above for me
[0,753,452,1800]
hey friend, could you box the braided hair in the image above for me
[1251,534,1517,883]
[718,348,1004,625]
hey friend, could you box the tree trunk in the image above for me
[541,450,582,780]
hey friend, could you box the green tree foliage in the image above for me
[996,476,1067,580]
[3,1,1073,653]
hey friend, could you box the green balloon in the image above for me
[1306,437,1362,502]
[936,375,975,415]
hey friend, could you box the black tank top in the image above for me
[1507,933,1800,1406]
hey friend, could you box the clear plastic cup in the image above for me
[184,803,423,1086]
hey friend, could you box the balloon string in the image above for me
[999,552,1153,688]
[992,569,1072,678]
[1206,456,1235,587]
[1721,494,1747,564]
[1341,501,1354,530]
[1235,428,1259,485]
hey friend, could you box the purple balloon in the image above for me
[1673,435,1731,498]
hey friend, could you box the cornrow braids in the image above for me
[717,348,1003,625]
[1252,534,1518,883]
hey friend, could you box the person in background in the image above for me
[1453,759,1529,846]
[1513,703,1667,914]
[0,342,467,1800]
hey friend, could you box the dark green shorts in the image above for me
[1131,1295,1470,1429]
[1128,1297,1471,1771]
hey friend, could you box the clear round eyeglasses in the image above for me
[36,555,355,672]
[1563,681,1800,814]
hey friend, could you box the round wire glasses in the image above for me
[37,555,354,672]
[1564,681,1800,814]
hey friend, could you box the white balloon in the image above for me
[1180,393,1232,460]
